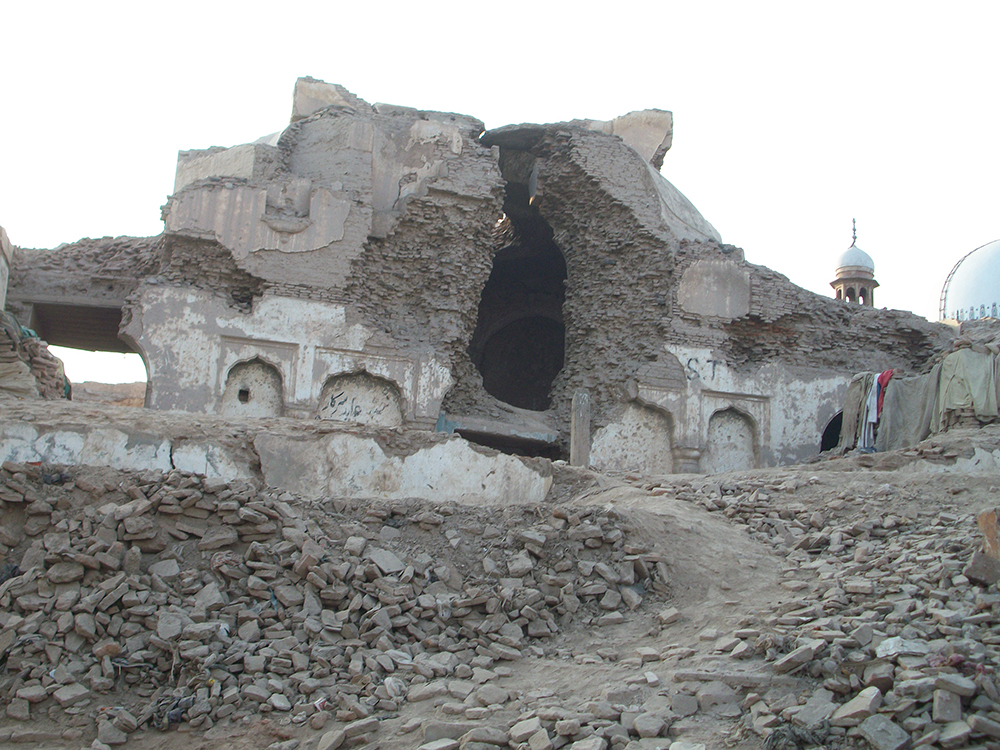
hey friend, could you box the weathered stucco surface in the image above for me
[677,258,751,319]
[0,422,252,482]
[317,372,403,427]
[0,401,551,505]
[2,78,957,475]
[590,403,674,475]
[125,287,451,426]
[255,432,550,504]
[221,359,284,418]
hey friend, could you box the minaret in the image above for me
[831,219,878,306]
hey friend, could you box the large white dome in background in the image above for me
[941,239,1000,321]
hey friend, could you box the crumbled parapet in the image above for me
[290,76,372,122]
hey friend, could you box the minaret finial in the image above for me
[852,218,857,246]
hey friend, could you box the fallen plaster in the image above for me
[0,423,253,482]
[255,432,551,504]
[0,402,551,505]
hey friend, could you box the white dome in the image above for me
[836,243,875,273]
[941,239,1000,321]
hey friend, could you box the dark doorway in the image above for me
[821,412,843,452]
[478,315,564,411]
[469,157,567,412]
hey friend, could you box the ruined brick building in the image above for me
[3,78,952,474]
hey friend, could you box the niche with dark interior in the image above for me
[821,411,842,452]
[469,182,566,412]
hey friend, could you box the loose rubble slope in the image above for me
[1,422,999,750]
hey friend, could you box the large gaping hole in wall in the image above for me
[222,358,284,418]
[27,303,148,404]
[469,166,567,412]
[47,346,148,405]
[476,314,564,411]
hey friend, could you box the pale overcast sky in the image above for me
[3,1,999,384]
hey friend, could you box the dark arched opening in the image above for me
[469,171,567,412]
[821,411,843,452]
[477,315,564,411]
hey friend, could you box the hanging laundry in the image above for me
[860,375,880,450]
[876,369,894,418]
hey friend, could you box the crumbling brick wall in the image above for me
[7,236,162,324]
[473,125,953,444]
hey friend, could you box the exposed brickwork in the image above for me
[472,126,954,445]
[160,236,265,312]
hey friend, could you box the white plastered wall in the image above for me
[592,344,849,474]
[126,287,452,427]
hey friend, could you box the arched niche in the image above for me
[590,403,674,475]
[221,358,284,417]
[318,372,403,427]
[703,407,757,474]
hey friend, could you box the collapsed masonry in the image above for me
[4,78,954,473]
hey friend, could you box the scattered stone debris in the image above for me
[0,458,675,748]
[0,419,999,750]
[633,439,1000,750]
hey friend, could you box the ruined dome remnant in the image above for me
[3,78,952,473]
[0,77,996,750]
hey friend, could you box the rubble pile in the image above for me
[637,466,1000,750]
[936,319,1000,359]
[0,311,67,400]
[0,460,673,748]
[1,424,999,750]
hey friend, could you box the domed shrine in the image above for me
[831,220,878,306]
